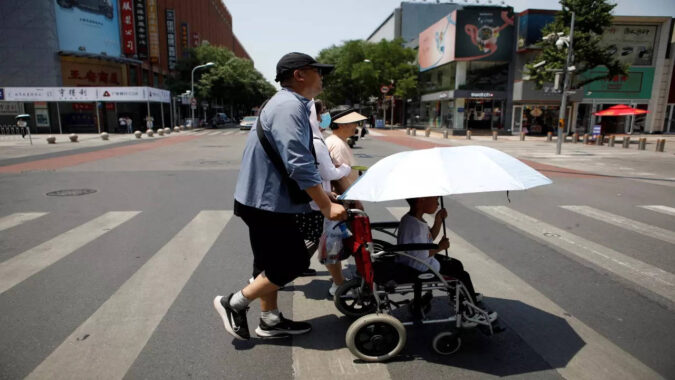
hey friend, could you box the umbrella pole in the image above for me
[440,197,449,257]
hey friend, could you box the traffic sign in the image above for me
[190,97,197,106]
[380,85,389,94]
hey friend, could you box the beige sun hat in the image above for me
[331,108,368,125]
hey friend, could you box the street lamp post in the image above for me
[191,62,215,127]
[556,11,575,155]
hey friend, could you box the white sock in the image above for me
[229,291,251,311]
[261,309,281,326]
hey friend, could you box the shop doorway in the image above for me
[464,99,504,130]
[665,104,675,133]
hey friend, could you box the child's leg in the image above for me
[437,256,478,303]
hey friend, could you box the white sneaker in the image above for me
[328,282,339,297]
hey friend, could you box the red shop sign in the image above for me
[120,0,136,56]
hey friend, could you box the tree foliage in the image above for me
[526,0,628,90]
[165,45,276,112]
[316,39,419,107]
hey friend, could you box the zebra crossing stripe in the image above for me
[561,205,675,245]
[0,212,48,232]
[477,206,675,305]
[640,205,675,217]
[0,212,140,295]
[387,207,662,380]
[27,210,232,380]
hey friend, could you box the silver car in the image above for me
[239,116,257,130]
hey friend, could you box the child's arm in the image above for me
[430,208,448,239]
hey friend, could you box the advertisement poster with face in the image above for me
[54,0,121,57]
[419,12,457,72]
[455,7,514,62]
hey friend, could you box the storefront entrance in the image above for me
[577,103,649,134]
[464,99,504,130]
[512,104,570,135]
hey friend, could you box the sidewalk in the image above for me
[0,129,196,162]
[370,128,675,186]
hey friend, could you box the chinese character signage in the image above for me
[120,0,136,56]
[1,87,171,103]
[60,59,123,87]
[192,32,200,47]
[166,9,177,70]
[134,0,148,59]
[180,22,190,57]
[53,0,121,57]
[146,0,160,63]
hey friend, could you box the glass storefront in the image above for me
[464,99,505,130]
[665,104,675,133]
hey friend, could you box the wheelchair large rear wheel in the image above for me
[334,278,377,318]
[346,314,406,362]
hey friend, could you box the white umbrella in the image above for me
[339,146,552,202]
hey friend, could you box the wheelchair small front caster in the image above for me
[432,330,461,355]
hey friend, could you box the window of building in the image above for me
[153,73,159,87]
[142,70,149,85]
[129,66,138,85]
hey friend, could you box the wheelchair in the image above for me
[333,210,500,362]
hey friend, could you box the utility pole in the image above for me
[556,11,575,155]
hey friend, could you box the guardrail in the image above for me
[0,125,32,145]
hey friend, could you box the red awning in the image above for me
[594,104,649,116]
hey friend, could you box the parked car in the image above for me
[209,113,231,128]
[239,116,257,130]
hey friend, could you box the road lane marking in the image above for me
[476,206,675,305]
[388,207,662,380]
[0,212,48,232]
[640,205,675,217]
[224,130,238,135]
[292,258,391,379]
[27,210,232,380]
[561,205,675,245]
[0,212,140,295]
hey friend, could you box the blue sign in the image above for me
[375,119,385,128]
[457,107,464,113]
[0,88,4,100]
[592,125,602,136]
[54,0,121,57]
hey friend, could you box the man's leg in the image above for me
[326,262,345,297]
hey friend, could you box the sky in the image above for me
[223,0,675,86]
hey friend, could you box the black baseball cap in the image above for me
[275,52,334,82]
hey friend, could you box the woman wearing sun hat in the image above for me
[323,108,368,297]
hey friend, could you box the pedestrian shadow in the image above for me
[384,296,585,376]
[284,279,332,300]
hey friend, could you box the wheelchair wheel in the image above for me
[334,278,377,318]
[346,314,406,362]
[432,331,461,355]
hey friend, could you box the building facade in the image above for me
[0,0,250,133]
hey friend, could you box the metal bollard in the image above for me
[406,128,410,135]
[425,128,431,137]
[466,130,471,140]
[608,135,615,147]
[492,130,498,140]
[582,134,589,144]
[638,137,646,150]
[595,135,604,145]
[520,132,525,141]
[546,131,553,142]
[572,132,578,144]
[622,136,630,148]
[443,129,449,139]
[412,129,417,136]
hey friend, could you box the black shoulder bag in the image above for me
[255,101,317,204]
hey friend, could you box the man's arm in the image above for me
[306,185,347,221]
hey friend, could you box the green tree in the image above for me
[166,45,275,116]
[316,39,418,108]
[526,0,627,90]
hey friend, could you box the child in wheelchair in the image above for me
[397,196,497,326]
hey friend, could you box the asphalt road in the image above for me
[0,128,673,379]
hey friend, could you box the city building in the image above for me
[0,0,250,133]
[416,6,516,133]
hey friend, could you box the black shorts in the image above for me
[235,201,309,286]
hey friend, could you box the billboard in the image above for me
[581,67,655,99]
[455,7,514,61]
[166,10,177,70]
[517,12,555,50]
[120,0,135,56]
[600,24,657,66]
[419,12,456,72]
[54,0,121,56]
[133,0,148,59]
[146,0,160,63]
